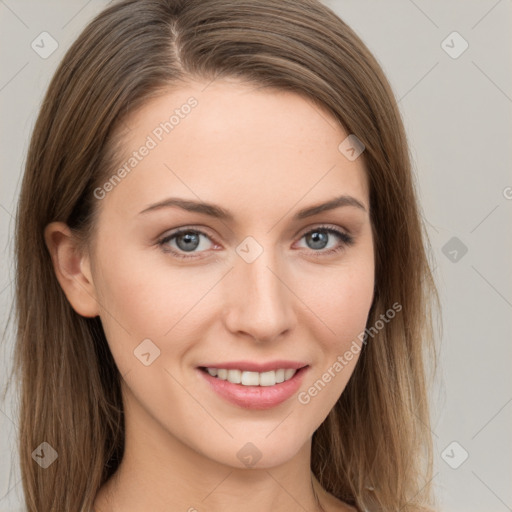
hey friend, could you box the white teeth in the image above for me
[227,369,241,384]
[284,369,296,380]
[275,369,285,383]
[259,371,276,387]
[241,371,260,386]
[204,367,298,386]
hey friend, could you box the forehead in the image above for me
[100,79,369,221]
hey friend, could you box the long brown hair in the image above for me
[8,0,440,510]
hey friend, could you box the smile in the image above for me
[201,367,298,386]
[197,365,310,410]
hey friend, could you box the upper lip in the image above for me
[198,360,309,372]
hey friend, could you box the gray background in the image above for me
[1,1,511,511]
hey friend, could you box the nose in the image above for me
[222,247,296,343]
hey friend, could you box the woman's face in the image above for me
[87,79,374,469]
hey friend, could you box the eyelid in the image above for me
[296,222,349,237]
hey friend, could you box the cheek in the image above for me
[330,268,374,341]
[93,231,190,331]
[297,255,375,349]
[294,263,374,420]
[93,240,221,373]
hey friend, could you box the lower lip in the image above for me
[197,367,309,410]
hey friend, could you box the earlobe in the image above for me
[43,221,100,318]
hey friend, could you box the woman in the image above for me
[11,0,440,510]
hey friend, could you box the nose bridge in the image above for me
[223,240,295,340]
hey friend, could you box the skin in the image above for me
[45,78,374,512]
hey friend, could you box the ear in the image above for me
[44,221,100,318]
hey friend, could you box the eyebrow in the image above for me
[139,194,367,220]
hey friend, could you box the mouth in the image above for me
[197,364,310,410]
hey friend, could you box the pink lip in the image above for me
[198,360,308,372]
[197,366,309,410]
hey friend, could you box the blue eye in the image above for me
[158,228,214,260]
[298,226,354,257]
[157,225,354,260]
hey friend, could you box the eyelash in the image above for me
[157,225,355,261]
